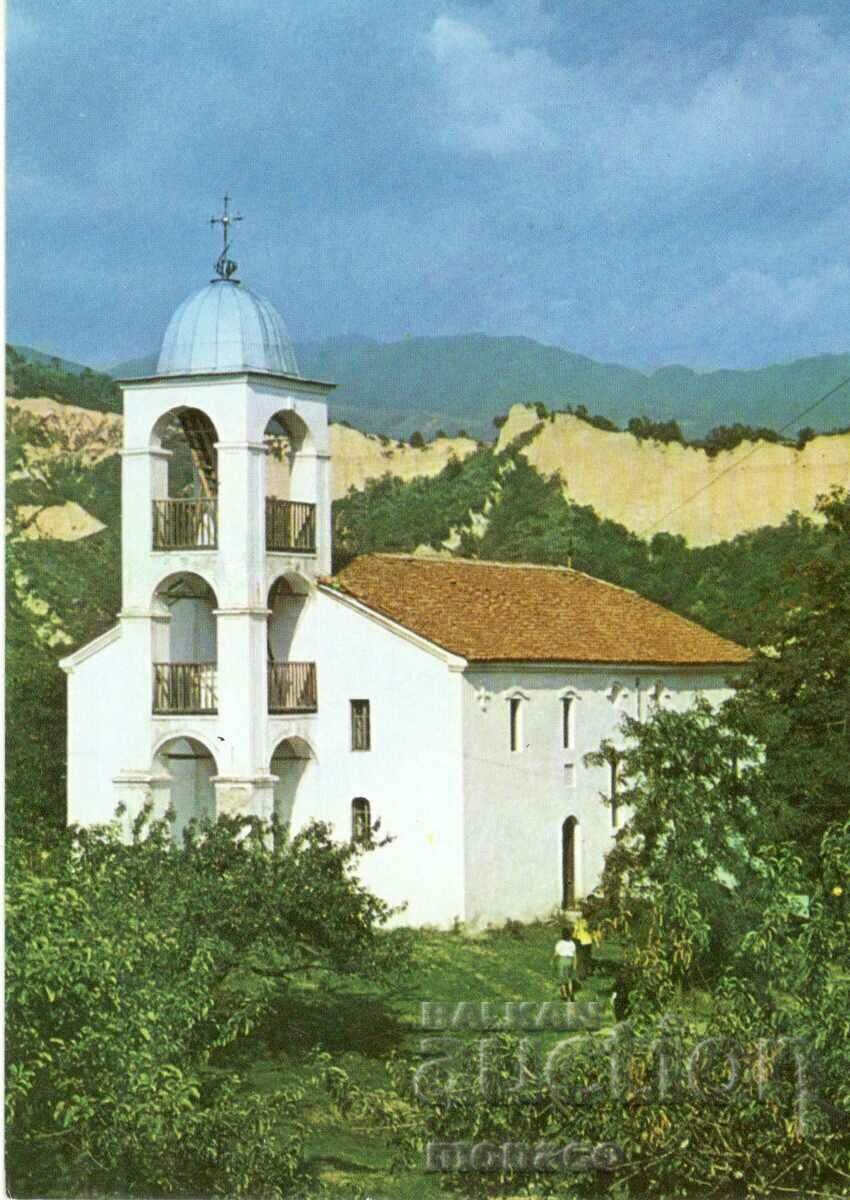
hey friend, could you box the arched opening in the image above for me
[269,736,314,835]
[151,407,219,549]
[351,797,371,846]
[152,573,218,714]
[264,411,316,552]
[153,736,217,844]
[562,816,578,909]
[267,576,316,713]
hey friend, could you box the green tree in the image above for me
[732,488,850,864]
[7,811,410,1197]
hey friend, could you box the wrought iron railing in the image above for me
[152,499,218,550]
[153,663,217,714]
[268,661,318,713]
[265,498,316,553]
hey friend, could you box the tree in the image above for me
[732,488,850,865]
[585,700,763,1006]
[7,811,410,1197]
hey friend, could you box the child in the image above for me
[553,926,577,1001]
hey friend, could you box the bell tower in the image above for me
[111,199,335,829]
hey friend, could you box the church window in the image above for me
[562,696,573,748]
[509,697,522,752]
[351,797,371,845]
[351,699,371,751]
[610,756,621,828]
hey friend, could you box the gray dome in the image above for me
[156,279,300,377]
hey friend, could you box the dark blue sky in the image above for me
[9,0,850,369]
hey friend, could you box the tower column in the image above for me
[121,447,171,609]
[215,441,266,608]
[213,608,268,777]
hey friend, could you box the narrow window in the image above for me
[610,757,620,828]
[509,697,522,752]
[350,699,371,751]
[351,797,371,845]
[562,696,573,749]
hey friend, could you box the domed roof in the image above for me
[156,279,300,377]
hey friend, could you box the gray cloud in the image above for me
[9,1,850,372]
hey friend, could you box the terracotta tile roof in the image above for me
[326,554,751,667]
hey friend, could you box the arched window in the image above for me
[351,797,371,845]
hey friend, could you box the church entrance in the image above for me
[562,816,578,908]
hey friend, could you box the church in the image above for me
[61,212,749,927]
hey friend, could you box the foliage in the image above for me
[732,487,850,864]
[696,421,786,456]
[6,406,122,836]
[6,344,121,413]
[626,415,686,445]
[584,701,768,1004]
[7,812,409,1197]
[332,448,502,569]
[563,402,620,432]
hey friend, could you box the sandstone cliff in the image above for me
[496,405,850,546]
[8,396,850,547]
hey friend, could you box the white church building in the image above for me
[61,222,749,928]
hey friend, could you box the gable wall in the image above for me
[66,631,134,826]
[289,591,467,927]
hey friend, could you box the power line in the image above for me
[638,375,850,539]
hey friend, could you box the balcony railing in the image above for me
[153,663,217,714]
[266,498,316,553]
[153,499,218,550]
[268,661,318,713]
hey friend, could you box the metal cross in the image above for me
[210,193,243,279]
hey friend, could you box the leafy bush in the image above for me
[7,811,409,1197]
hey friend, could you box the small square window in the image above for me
[350,699,371,751]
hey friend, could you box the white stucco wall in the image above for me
[460,665,733,926]
[65,628,132,827]
[273,588,467,928]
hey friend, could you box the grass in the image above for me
[230,920,624,1197]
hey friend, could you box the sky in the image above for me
[9,0,850,370]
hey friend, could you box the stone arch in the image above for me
[149,406,220,500]
[269,735,316,834]
[267,573,311,667]
[152,572,218,662]
[152,568,219,610]
[263,410,317,520]
[151,574,218,713]
[267,570,312,601]
[152,728,221,763]
[152,735,218,844]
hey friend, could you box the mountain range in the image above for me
[14,334,850,442]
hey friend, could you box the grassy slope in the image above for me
[235,920,621,1196]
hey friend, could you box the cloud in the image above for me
[425,15,565,154]
[424,12,850,195]
[10,2,850,372]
